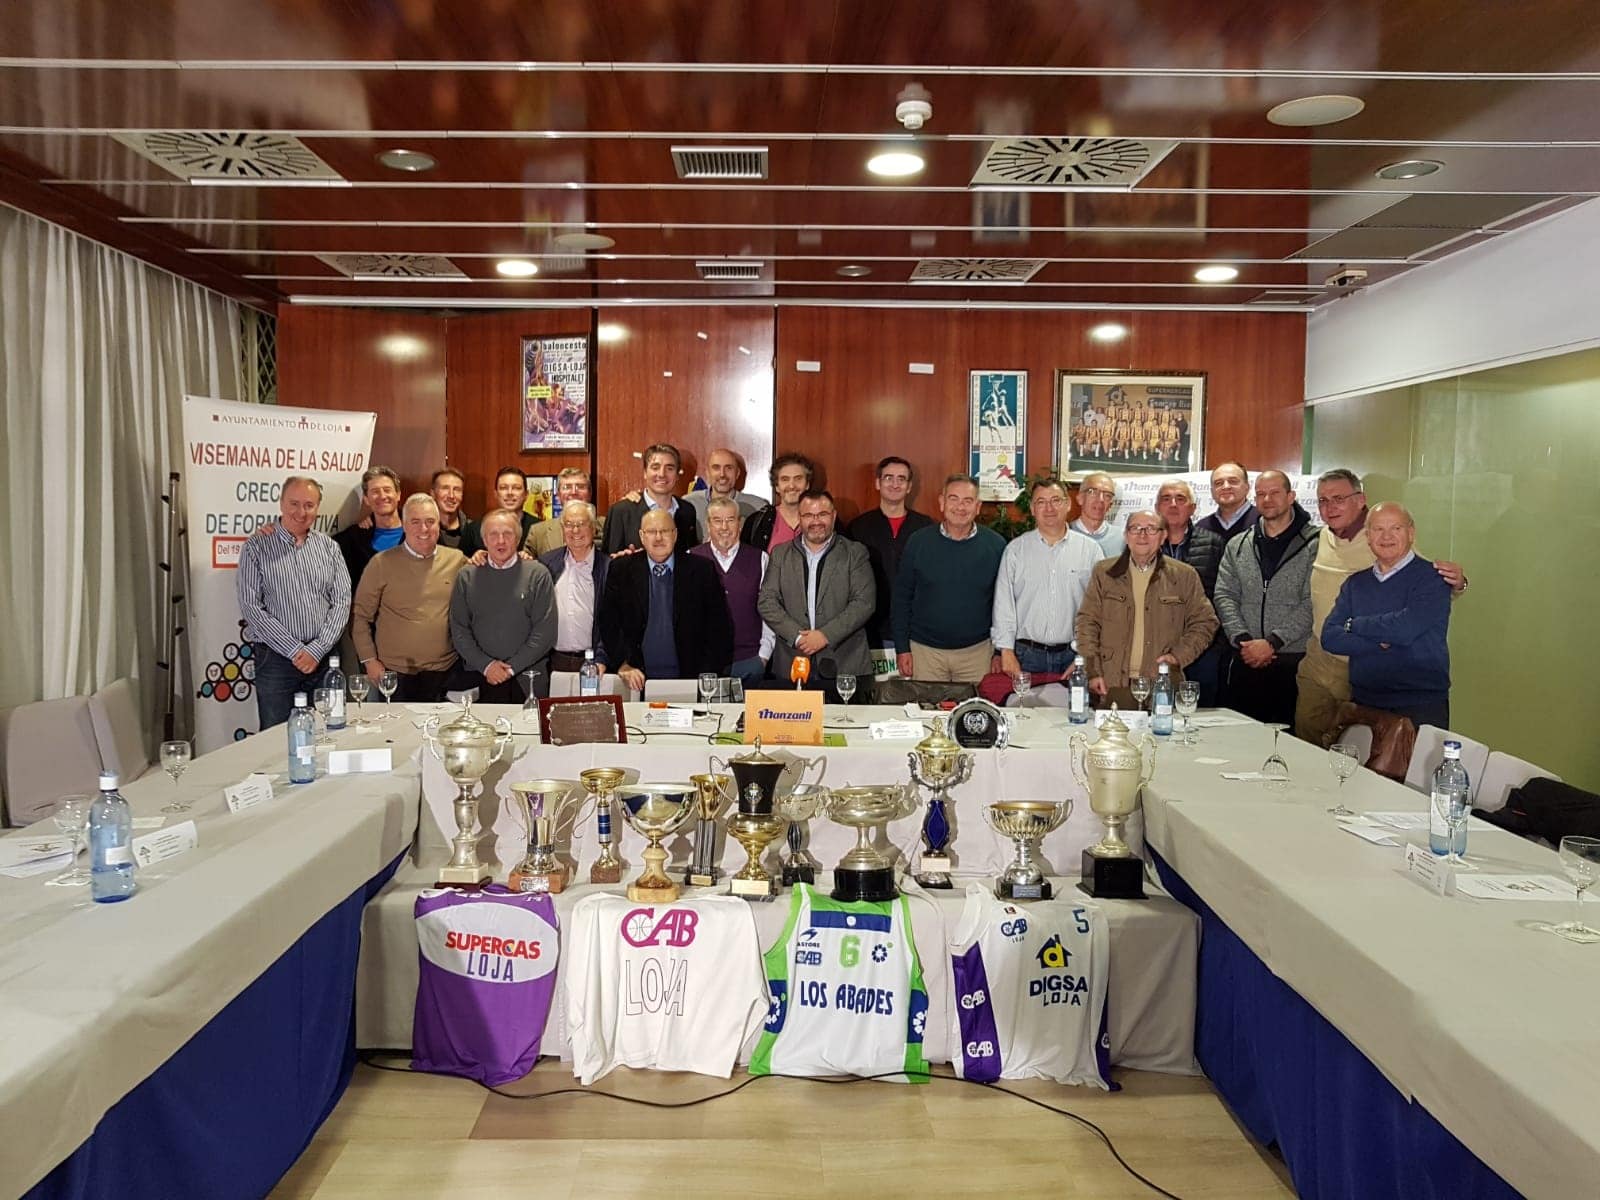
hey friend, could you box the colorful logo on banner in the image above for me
[416,903,559,986]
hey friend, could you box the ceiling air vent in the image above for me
[695,259,765,282]
[970,137,1176,189]
[672,146,769,180]
[317,254,467,281]
[111,131,345,183]
[910,258,1046,284]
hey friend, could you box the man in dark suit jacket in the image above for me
[759,489,877,702]
[845,456,933,648]
[600,509,733,693]
[601,442,699,555]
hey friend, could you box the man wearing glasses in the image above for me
[1296,469,1466,744]
[1070,473,1125,560]
[991,478,1102,680]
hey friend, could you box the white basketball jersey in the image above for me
[749,883,929,1081]
[565,893,768,1085]
[948,885,1113,1089]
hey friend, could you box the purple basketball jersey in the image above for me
[412,886,560,1085]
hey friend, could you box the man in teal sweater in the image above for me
[892,474,1006,683]
[1319,502,1453,728]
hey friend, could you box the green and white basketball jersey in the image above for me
[748,883,929,1082]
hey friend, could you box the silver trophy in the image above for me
[507,779,586,894]
[779,782,830,887]
[423,701,514,887]
[984,800,1071,901]
[824,784,919,902]
[907,716,973,888]
[1069,708,1156,899]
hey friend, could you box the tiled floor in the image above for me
[270,1060,1296,1199]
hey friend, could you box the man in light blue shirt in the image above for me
[1070,472,1126,560]
[992,478,1103,677]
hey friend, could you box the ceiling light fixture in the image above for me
[495,259,539,278]
[867,149,925,178]
[552,231,616,251]
[1194,264,1239,283]
[837,264,872,278]
[1089,322,1128,343]
[1375,158,1444,180]
[696,330,709,340]
[376,148,436,172]
[596,323,628,344]
[1266,94,1366,127]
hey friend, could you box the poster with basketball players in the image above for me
[520,335,591,451]
[969,370,1027,502]
[1056,371,1205,476]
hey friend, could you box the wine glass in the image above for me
[1430,780,1473,868]
[1326,743,1361,816]
[1175,681,1200,745]
[1548,837,1600,944]
[698,671,719,713]
[377,670,399,719]
[159,739,194,813]
[311,689,335,747]
[836,672,858,724]
[44,795,93,887]
[1261,723,1290,792]
[1012,671,1032,704]
[1129,674,1152,712]
[522,669,541,721]
[347,673,371,726]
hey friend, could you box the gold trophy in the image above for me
[1069,708,1156,899]
[824,784,919,902]
[423,703,513,888]
[507,779,585,894]
[684,772,733,887]
[728,811,786,899]
[580,766,627,884]
[908,716,973,888]
[984,800,1071,901]
[617,784,698,902]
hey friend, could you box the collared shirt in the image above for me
[644,493,680,516]
[1071,518,1126,560]
[1161,526,1191,563]
[1212,503,1252,531]
[801,536,834,629]
[708,542,776,660]
[236,525,351,661]
[1373,550,1416,582]
[990,528,1101,650]
[939,522,979,542]
[401,540,434,560]
[648,554,675,574]
[485,553,519,571]
[554,549,597,653]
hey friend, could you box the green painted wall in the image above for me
[1308,349,1600,792]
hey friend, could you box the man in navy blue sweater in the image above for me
[1319,502,1452,728]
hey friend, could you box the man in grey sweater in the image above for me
[449,509,558,703]
[1213,470,1317,727]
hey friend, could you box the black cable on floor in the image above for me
[357,1052,1185,1199]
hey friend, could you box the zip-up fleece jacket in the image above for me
[1213,507,1318,655]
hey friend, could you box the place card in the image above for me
[327,747,393,775]
[132,820,198,868]
[869,720,926,740]
[224,773,275,814]
[1403,842,1455,895]
[643,707,695,730]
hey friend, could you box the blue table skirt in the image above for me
[1151,850,1522,1200]
[26,851,405,1200]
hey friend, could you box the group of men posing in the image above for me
[237,445,1464,748]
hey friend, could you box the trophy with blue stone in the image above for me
[908,716,973,888]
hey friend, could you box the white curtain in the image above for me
[0,202,244,748]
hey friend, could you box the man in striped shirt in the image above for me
[236,475,352,729]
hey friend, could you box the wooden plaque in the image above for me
[537,696,627,745]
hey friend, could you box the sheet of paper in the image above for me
[1365,811,1431,831]
[0,836,75,868]
[1338,819,1401,847]
[1186,713,1253,728]
[1454,874,1574,902]
[1195,757,1230,766]
[327,747,393,775]
[0,856,71,879]
[1220,771,1269,782]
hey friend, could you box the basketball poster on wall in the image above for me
[969,370,1027,502]
[521,335,590,451]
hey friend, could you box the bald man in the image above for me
[1319,502,1454,729]
[686,447,763,541]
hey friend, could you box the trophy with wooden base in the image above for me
[580,766,627,885]
[423,703,513,888]
[617,784,698,902]
[779,783,829,887]
[984,800,1070,901]
[728,813,786,899]
[684,772,732,887]
[507,778,585,894]
[908,716,973,888]
[1070,709,1155,900]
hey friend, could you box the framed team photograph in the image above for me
[1055,370,1205,476]
[969,370,1027,502]
[520,334,591,451]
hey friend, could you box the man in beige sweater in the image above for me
[1295,469,1467,745]
[352,494,466,701]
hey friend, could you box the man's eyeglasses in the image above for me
[1081,487,1115,500]
[1126,524,1164,536]
[1317,492,1361,507]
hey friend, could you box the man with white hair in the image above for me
[694,495,774,687]
[1156,478,1228,703]
[525,467,602,557]
[1070,472,1125,560]
[449,509,557,703]
[539,500,611,676]
[351,493,466,701]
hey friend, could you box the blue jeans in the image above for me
[1015,642,1075,676]
[252,644,327,730]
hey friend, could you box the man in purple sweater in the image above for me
[1319,503,1453,728]
[690,496,774,688]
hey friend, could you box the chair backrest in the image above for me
[1405,725,1490,799]
[1476,751,1561,814]
[874,679,977,706]
[89,677,152,782]
[550,671,634,700]
[643,679,698,703]
[1332,701,1415,782]
[1333,723,1374,764]
[0,697,104,826]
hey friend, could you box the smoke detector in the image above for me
[896,84,933,131]
[1325,267,1369,290]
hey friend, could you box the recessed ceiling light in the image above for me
[1375,158,1444,180]
[837,264,871,277]
[1194,264,1239,283]
[1266,94,1365,127]
[495,259,539,277]
[1089,322,1128,343]
[867,150,925,178]
[597,323,628,344]
[376,148,436,172]
[553,231,616,251]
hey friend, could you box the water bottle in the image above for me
[1066,656,1090,725]
[321,655,347,729]
[579,649,601,697]
[288,692,317,784]
[1151,663,1175,737]
[89,771,136,903]
[1429,741,1471,857]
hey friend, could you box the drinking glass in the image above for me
[836,672,858,724]
[347,673,371,725]
[312,689,335,747]
[1012,671,1032,702]
[1326,743,1361,816]
[44,795,93,887]
[1175,681,1200,745]
[1261,723,1290,792]
[1430,781,1473,868]
[1549,837,1600,943]
[1129,674,1152,712]
[159,739,194,813]
[698,671,719,711]
[377,670,399,718]
[523,669,541,720]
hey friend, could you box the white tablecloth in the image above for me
[1139,719,1600,1200]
